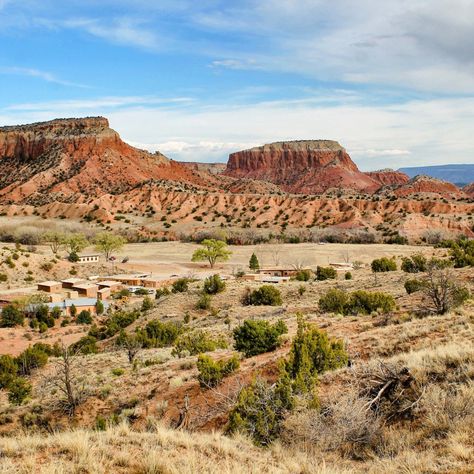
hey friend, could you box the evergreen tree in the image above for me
[249,252,260,271]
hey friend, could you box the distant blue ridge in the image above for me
[398,164,474,186]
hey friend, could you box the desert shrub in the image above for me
[371,257,397,272]
[68,252,79,262]
[111,368,125,376]
[316,266,337,281]
[15,346,48,376]
[134,288,150,296]
[318,289,348,314]
[172,278,189,293]
[195,293,212,310]
[76,310,92,324]
[95,300,104,315]
[0,304,24,327]
[404,278,425,294]
[141,296,154,311]
[298,285,306,296]
[138,320,183,349]
[241,285,282,306]
[346,290,396,315]
[31,304,55,328]
[401,254,427,273]
[286,315,348,394]
[70,336,99,354]
[227,375,294,446]
[89,309,140,340]
[441,237,474,267]
[345,271,352,280]
[39,322,48,333]
[40,262,54,272]
[172,330,227,357]
[319,289,395,315]
[295,269,312,281]
[282,394,383,459]
[115,288,131,299]
[196,354,240,388]
[7,377,32,405]
[0,355,18,389]
[0,273,7,282]
[233,319,287,357]
[155,287,170,299]
[203,274,225,295]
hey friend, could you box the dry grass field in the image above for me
[0,238,473,473]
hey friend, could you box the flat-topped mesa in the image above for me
[0,116,202,204]
[224,139,380,194]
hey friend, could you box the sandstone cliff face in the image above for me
[0,117,200,204]
[365,169,410,187]
[224,140,381,193]
[463,182,474,197]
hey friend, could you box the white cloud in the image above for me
[2,94,474,168]
[7,96,194,112]
[0,67,88,88]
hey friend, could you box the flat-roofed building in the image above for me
[72,283,99,298]
[44,298,109,317]
[97,288,111,300]
[257,267,306,277]
[37,281,62,293]
[62,278,86,289]
[97,280,122,292]
[77,254,100,264]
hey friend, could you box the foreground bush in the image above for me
[7,377,32,405]
[316,266,337,281]
[172,278,190,293]
[371,257,397,272]
[197,354,240,388]
[319,289,395,315]
[295,269,312,281]
[286,315,348,394]
[233,319,287,357]
[241,285,282,306]
[227,375,294,446]
[0,304,24,327]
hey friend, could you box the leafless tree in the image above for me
[270,246,282,266]
[422,263,469,315]
[117,332,143,364]
[46,344,87,416]
[340,250,351,264]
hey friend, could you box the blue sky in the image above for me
[0,0,473,169]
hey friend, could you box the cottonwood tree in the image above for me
[94,232,126,261]
[42,231,67,254]
[64,233,88,258]
[191,239,232,268]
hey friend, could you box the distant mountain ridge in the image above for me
[398,164,474,186]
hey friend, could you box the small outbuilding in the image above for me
[62,278,86,289]
[37,281,62,293]
[77,254,100,264]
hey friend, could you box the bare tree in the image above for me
[46,344,87,416]
[340,250,351,264]
[422,263,469,315]
[270,246,282,266]
[117,331,143,364]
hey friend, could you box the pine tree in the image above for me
[249,252,260,271]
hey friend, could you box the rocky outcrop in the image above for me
[365,169,410,187]
[180,162,226,175]
[0,117,202,204]
[393,175,463,198]
[463,182,474,198]
[224,140,381,194]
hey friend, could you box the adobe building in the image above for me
[37,281,62,293]
[71,283,99,298]
[62,278,86,289]
[257,267,305,277]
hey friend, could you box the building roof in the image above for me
[38,281,62,287]
[107,273,150,279]
[47,298,109,309]
[78,253,100,258]
[72,283,99,290]
[62,278,86,284]
[97,280,122,286]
